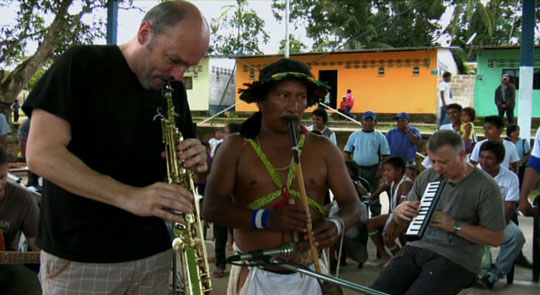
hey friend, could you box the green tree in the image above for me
[210,0,270,55]
[0,0,132,105]
[444,0,522,55]
[278,35,307,54]
[272,0,445,51]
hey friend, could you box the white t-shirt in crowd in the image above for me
[438,81,453,107]
[480,165,519,202]
[439,123,454,131]
[421,156,432,169]
[470,139,519,170]
[493,167,520,202]
[208,138,223,158]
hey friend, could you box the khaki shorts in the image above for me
[39,249,171,295]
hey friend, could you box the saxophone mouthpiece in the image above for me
[162,81,173,98]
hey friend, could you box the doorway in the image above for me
[318,70,338,108]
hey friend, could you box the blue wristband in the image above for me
[252,209,261,229]
[261,210,270,229]
[252,209,269,229]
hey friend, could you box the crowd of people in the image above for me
[0,1,538,295]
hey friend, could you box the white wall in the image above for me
[437,48,458,76]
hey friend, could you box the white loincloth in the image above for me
[227,259,327,295]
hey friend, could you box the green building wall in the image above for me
[474,48,540,117]
[185,58,210,111]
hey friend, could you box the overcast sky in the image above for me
[0,0,312,57]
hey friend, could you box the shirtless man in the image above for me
[203,58,361,295]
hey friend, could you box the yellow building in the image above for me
[235,47,458,114]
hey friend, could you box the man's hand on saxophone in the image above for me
[177,138,208,173]
[121,182,194,224]
[160,138,208,174]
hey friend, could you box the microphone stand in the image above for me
[266,258,389,295]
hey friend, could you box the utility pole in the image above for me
[285,0,290,58]
[106,0,119,45]
[517,0,536,141]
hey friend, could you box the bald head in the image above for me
[122,1,209,90]
[142,0,208,37]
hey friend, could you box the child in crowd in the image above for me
[328,161,369,272]
[345,160,368,198]
[366,156,413,266]
[339,96,348,114]
[461,107,476,153]
[505,124,531,187]
[208,128,224,158]
[405,164,420,182]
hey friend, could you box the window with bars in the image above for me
[183,77,193,90]
[501,69,540,90]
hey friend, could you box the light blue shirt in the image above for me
[0,114,10,136]
[344,130,390,166]
[511,138,530,161]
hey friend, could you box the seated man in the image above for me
[204,58,361,295]
[477,140,525,289]
[0,145,41,295]
[438,103,462,132]
[371,130,506,295]
[470,115,519,172]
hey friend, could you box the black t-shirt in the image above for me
[23,45,195,262]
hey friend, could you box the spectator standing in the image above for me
[308,108,337,145]
[344,111,390,216]
[438,72,453,127]
[11,100,20,123]
[461,107,476,153]
[346,89,354,114]
[385,112,422,164]
[495,74,516,125]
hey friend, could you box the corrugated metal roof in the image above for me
[471,45,540,51]
[234,46,457,59]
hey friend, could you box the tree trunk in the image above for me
[0,0,73,104]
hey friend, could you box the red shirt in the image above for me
[346,93,355,108]
[340,100,348,110]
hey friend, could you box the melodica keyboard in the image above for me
[405,180,445,241]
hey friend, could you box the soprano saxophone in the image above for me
[161,82,212,295]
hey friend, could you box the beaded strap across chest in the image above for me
[246,134,325,216]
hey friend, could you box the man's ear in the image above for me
[137,21,153,45]
[459,149,467,161]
